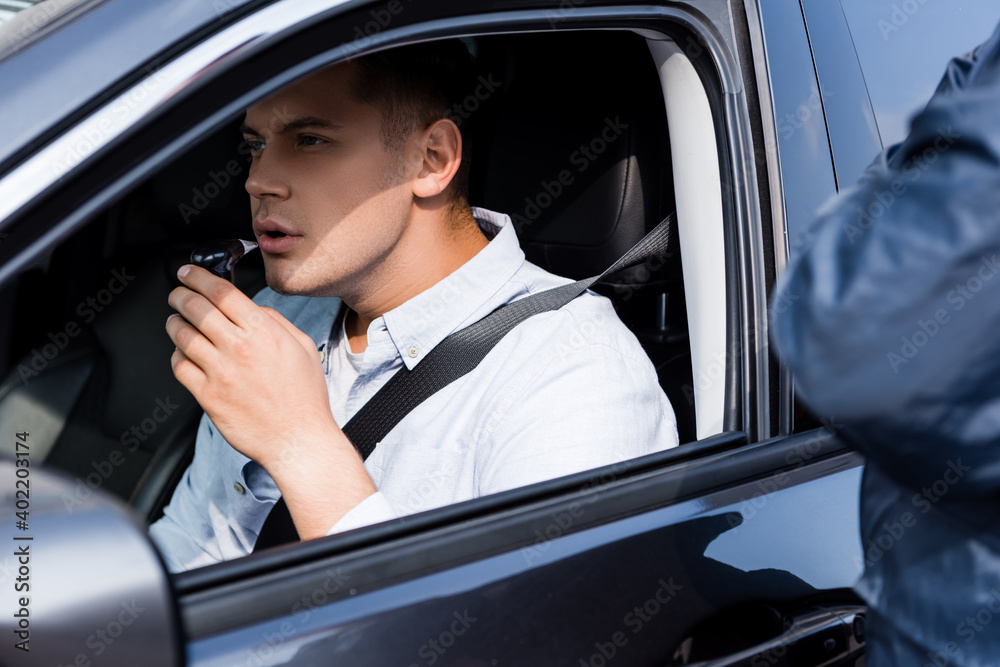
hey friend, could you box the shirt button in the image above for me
[408,345,418,358]
[319,349,326,363]
[233,482,246,495]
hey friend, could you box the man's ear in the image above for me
[410,118,463,199]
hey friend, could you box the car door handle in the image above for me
[669,605,866,667]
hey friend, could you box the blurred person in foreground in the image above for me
[770,20,1000,667]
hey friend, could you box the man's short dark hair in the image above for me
[348,40,476,204]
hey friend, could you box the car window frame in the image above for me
[0,0,771,587]
[746,0,839,437]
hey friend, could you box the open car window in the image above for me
[0,1,753,577]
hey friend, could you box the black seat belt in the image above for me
[253,212,676,549]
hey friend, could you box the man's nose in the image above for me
[245,149,289,200]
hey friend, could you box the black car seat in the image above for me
[471,31,695,443]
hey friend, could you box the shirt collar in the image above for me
[378,207,525,369]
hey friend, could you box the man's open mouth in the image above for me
[252,218,299,245]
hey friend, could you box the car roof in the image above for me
[0,0,259,176]
[0,0,51,27]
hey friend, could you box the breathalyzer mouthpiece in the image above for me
[190,239,259,283]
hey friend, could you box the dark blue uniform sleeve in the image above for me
[770,21,1000,495]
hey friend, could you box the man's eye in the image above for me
[299,135,324,147]
[246,139,265,152]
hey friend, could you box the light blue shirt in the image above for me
[149,208,678,572]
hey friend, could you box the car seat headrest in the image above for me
[476,32,676,283]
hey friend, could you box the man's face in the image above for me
[241,62,415,297]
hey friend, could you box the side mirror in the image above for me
[0,456,182,666]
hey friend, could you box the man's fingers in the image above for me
[176,264,258,328]
[169,345,206,396]
[167,284,239,348]
[166,313,218,370]
[173,265,275,348]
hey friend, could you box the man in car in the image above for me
[770,21,1000,667]
[149,40,678,573]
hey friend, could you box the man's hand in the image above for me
[165,265,376,538]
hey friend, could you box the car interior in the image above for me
[0,29,711,534]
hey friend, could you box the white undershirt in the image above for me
[326,312,364,427]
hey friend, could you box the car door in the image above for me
[0,0,873,665]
